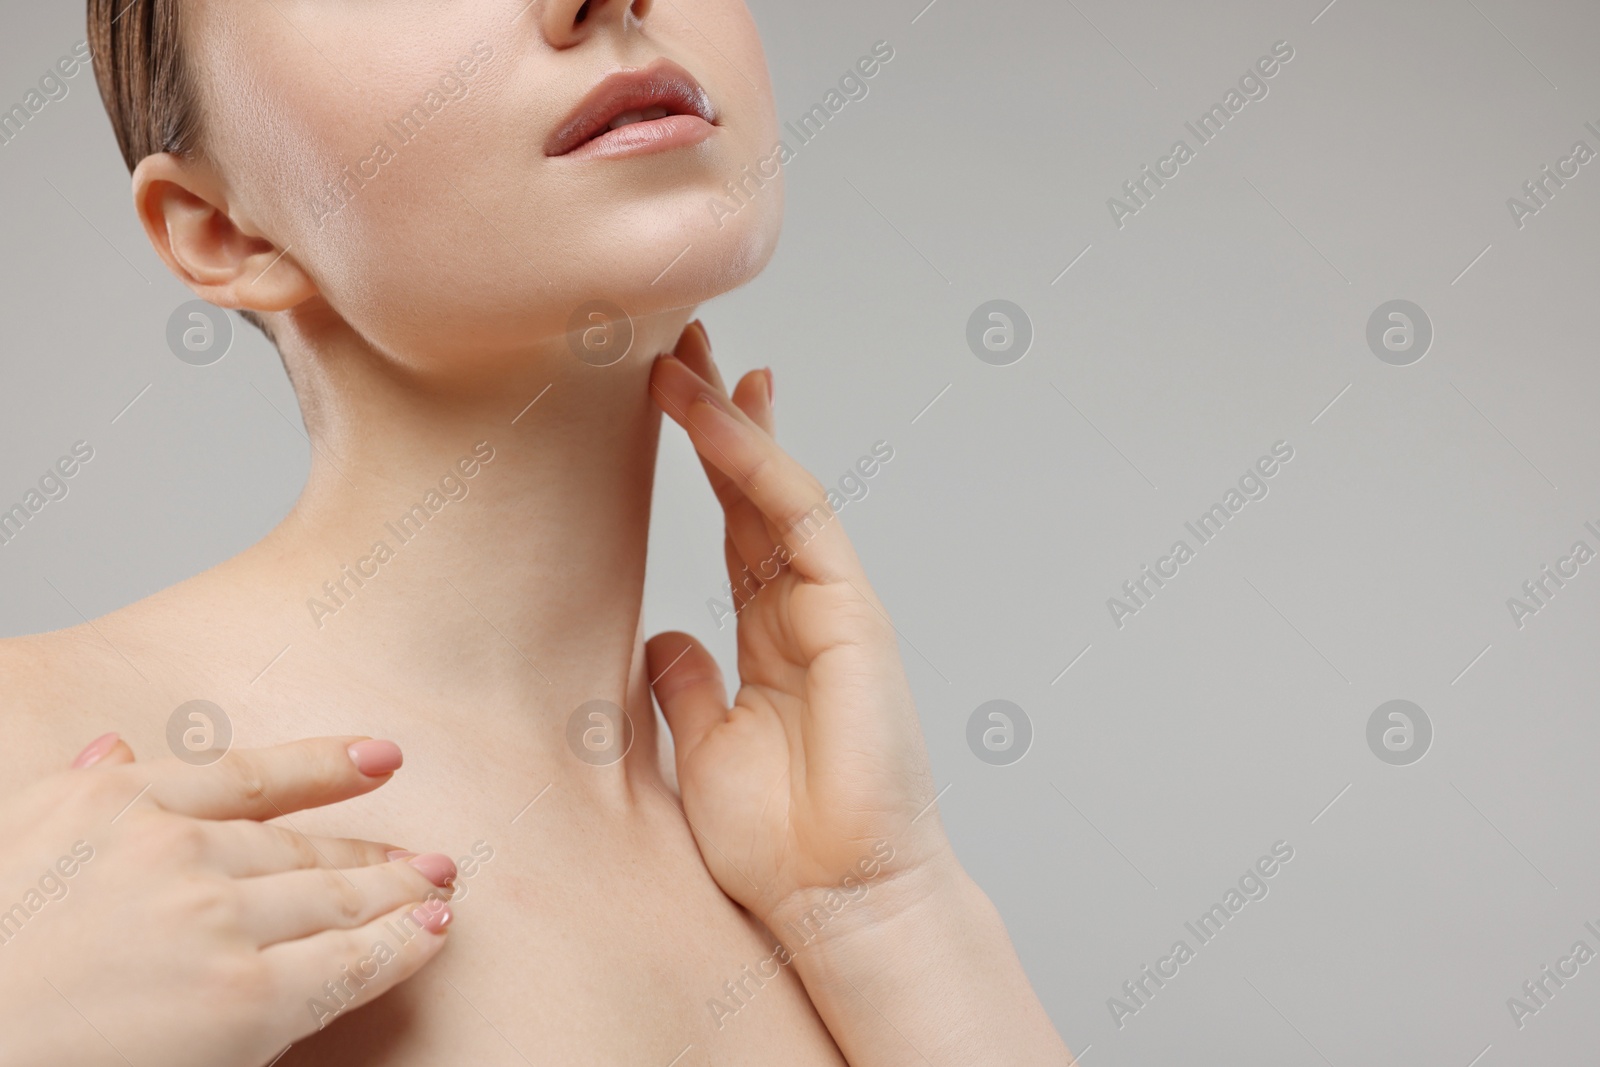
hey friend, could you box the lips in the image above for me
[545,59,719,159]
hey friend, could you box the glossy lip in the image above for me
[544,58,719,160]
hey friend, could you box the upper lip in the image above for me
[544,59,718,156]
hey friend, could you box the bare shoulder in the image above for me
[0,627,143,788]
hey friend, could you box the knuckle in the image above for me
[219,757,269,805]
[173,874,242,932]
[385,865,433,907]
[738,451,773,487]
[323,870,368,925]
[781,496,835,541]
[139,815,209,862]
[296,741,347,794]
[274,826,324,869]
[353,839,397,866]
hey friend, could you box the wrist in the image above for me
[767,849,1073,1066]
[764,842,990,976]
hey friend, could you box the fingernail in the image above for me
[692,319,710,344]
[386,850,418,862]
[763,367,774,406]
[71,733,120,770]
[412,900,452,934]
[406,853,457,888]
[348,740,403,777]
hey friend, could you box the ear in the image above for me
[131,152,318,315]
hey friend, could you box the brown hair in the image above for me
[87,0,272,340]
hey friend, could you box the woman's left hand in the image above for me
[647,322,1074,1066]
[645,320,953,931]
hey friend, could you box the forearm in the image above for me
[776,852,1074,1067]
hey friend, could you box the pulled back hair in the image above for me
[87,0,272,341]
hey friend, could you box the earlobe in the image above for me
[130,152,317,315]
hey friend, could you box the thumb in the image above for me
[646,632,728,760]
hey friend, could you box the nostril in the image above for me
[575,0,591,24]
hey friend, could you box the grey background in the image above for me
[4,0,1600,1063]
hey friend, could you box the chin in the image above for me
[296,165,782,367]
[601,183,785,317]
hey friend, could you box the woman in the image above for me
[0,0,1070,1061]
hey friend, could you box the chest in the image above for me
[2,672,847,1065]
[280,823,847,1066]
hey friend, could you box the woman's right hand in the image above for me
[0,733,456,1067]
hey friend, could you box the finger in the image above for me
[96,740,136,767]
[203,821,409,877]
[265,898,451,1034]
[722,533,764,620]
[670,326,778,576]
[711,469,785,593]
[69,732,134,770]
[646,632,730,760]
[241,855,454,946]
[652,354,867,585]
[673,320,730,395]
[142,737,403,821]
[676,321,773,439]
[732,367,774,437]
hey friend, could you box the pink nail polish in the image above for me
[406,853,458,888]
[412,901,452,934]
[70,733,119,770]
[348,740,403,777]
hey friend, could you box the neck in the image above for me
[233,307,694,735]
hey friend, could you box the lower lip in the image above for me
[555,115,717,161]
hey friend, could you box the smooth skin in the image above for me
[3,0,1071,1060]
[0,736,453,1067]
[649,324,1072,1065]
